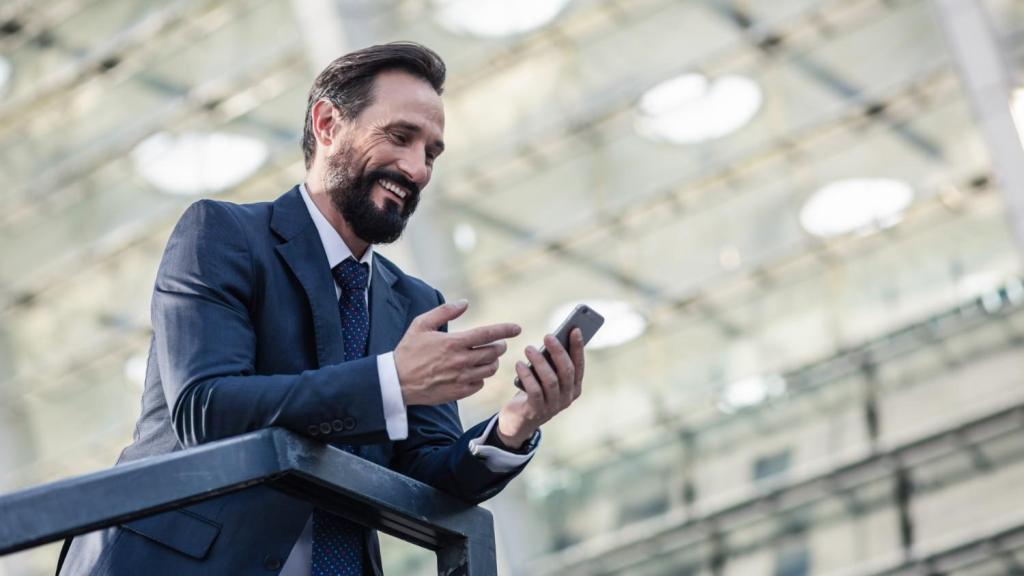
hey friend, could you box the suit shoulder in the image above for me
[374,253,442,302]
[174,198,272,236]
[183,197,271,222]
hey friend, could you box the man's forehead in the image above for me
[367,71,442,113]
[371,71,443,106]
[363,73,445,139]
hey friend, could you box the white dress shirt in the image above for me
[280,184,538,576]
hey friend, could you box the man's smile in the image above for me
[378,178,409,205]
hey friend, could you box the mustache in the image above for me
[363,168,420,199]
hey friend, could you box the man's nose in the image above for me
[396,151,430,189]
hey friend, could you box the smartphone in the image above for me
[513,304,605,390]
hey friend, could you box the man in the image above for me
[58,42,584,575]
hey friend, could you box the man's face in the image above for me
[322,70,445,244]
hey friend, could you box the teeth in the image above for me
[379,179,407,199]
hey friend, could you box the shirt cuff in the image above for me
[377,352,408,441]
[468,415,540,473]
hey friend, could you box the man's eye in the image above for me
[391,132,409,145]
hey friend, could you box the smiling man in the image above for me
[57,42,586,576]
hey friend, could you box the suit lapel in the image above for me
[271,187,346,368]
[368,261,409,356]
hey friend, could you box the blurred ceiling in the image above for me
[1,0,1024,570]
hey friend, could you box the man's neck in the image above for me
[303,178,370,260]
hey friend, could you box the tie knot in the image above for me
[332,258,369,293]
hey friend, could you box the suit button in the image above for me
[343,417,356,431]
[332,419,344,432]
[306,425,319,436]
[263,555,282,570]
[319,422,332,434]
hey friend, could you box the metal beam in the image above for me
[289,0,349,72]
[703,0,943,160]
[862,515,1024,575]
[530,402,1024,575]
[0,0,208,128]
[934,0,1024,260]
[0,39,304,228]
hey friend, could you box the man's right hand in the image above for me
[394,299,520,406]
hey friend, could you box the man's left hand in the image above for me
[495,328,585,449]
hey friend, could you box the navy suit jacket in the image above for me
[59,187,524,575]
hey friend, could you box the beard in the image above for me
[323,145,421,245]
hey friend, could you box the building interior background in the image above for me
[1,0,1024,574]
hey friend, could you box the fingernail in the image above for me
[452,298,468,309]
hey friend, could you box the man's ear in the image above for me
[311,99,341,149]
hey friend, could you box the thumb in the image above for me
[413,299,469,331]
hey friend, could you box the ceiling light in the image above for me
[799,178,914,238]
[1006,278,1024,305]
[718,245,742,271]
[981,289,1003,314]
[635,73,763,144]
[525,465,578,500]
[1012,87,1024,144]
[123,354,149,389]
[548,299,646,350]
[957,271,1004,301]
[433,0,571,38]
[452,222,477,253]
[0,56,11,98]
[131,131,269,196]
[718,374,786,413]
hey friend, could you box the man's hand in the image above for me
[496,328,585,448]
[395,299,521,406]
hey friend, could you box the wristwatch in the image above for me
[485,424,539,455]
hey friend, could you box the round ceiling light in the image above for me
[433,0,571,38]
[635,73,763,144]
[799,178,914,238]
[131,131,269,196]
[0,56,12,98]
[548,299,646,350]
[123,353,149,389]
[718,374,786,413]
[452,222,478,253]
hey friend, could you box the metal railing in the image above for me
[0,428,496,575]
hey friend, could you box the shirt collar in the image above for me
[298,183,374,273]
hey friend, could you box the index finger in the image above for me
[454,323,522,348]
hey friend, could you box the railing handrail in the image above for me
[0,428,496,575]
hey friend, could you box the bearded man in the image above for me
[57,42,586,576]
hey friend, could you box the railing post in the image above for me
[436,508,497,576]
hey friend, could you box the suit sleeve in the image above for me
[389,291,529,505]
[153,200,390,448]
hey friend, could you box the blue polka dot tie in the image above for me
[312,257,370,576]
[332,258,371,364]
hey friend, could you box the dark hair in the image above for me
[301,42,446,169]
